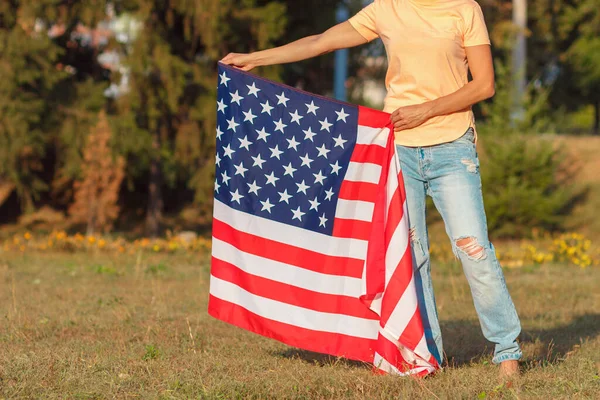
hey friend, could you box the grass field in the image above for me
[1,251,599,399]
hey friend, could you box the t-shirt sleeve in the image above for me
[348,1,380,42]
[463,3,491,47]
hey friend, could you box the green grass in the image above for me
[0,251,599,399]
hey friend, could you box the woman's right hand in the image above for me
[220,53,257,72]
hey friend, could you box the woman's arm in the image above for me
[220,21,368,71]
[391,44,495,131]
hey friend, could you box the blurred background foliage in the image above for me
[0,0,598,239]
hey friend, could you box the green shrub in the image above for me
[479,133,586,238]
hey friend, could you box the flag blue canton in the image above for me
[215,65,359,235]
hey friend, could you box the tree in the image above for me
[0,1,111,213]
[563,0,600,134]
[69,111,124,235]
[0,1,66,212]
[112,0,287,237]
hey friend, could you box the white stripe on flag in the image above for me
[357,126,390,148]
[213,200,368,259]
[382,276,419,339]
[212,238,363,297]
[345,162,382,184]
[335,199,375,222]
[386,153,400,216]
[385,212,410,286]
[209,275,379,339]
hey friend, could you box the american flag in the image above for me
[208,63,438,375]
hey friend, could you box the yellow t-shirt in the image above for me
[348,0,491,146]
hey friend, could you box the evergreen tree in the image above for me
[0,1,66,211]
[69,110,124,235]
[112,0,287,237]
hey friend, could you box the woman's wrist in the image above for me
[425,100,439,119]
[249,52,264,67]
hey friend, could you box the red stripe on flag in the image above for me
[384,187,405,249]
[332,218,372,241]
[362,132,395,304]
[213,219,365,278]
[398,308,427,351]
[376,333,421,374]
[350,144,388,166]
[380,245,415,328]
[211,257,379,320]
[358,106,392,128]
[208,295,377,362]
[338,181,379,203]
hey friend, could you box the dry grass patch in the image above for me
[0,252,599,399]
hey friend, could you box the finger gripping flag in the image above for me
[209,63,438,376]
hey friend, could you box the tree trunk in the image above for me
[146,132,163,238]
[594,100,600,136]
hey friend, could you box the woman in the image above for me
[221,0,521,377]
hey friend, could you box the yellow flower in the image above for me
[24,232,32,240]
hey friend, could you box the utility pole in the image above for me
[334,1,349,101]
[512,0,527,123]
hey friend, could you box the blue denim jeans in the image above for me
[396,128,522,365]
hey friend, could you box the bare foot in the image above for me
[499,360,520,378]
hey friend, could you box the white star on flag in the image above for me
[276,92,290,107]
[219,71,230,87]
[316,144,330,158]
[221,171,231,185]
[319,213,328,227]
[260,198,274,213]
[324,188,334,201]
[299,153,314,168]
[269,145,284,160]
[296,180,310,195]
[274,118,287,133]
[234,162,248,177]
[215,153,221,167]
[333,134,347,149]
[330,161,342,175]
[251,154,266,169]
[264,171,279,186]
[289,110,303,125]
[216,126,224,140]
[261,100,274,115]
[230,189,244,204]
[282,162,297,178]
[335,108,349,122]
[230,90,244,106]
[303,127,317,142]
[306,101,319,115]
[319,118,333,132]
[278,189,292,204]
[309,196,321,211]
[256,127,270,142]
[247,180,262,195]
[217,99,228,113]
[238,136,252,151]
[286,136,300,151]
[223,144,235,159]
[214,178,220,193]
[243,109,257,124]
[291,206,305,222]
[313,170,326,185]
[247,82,261,97]
[227,117,239,132]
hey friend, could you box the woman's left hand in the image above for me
[391,103,434,132]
